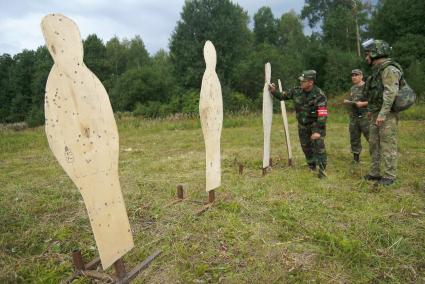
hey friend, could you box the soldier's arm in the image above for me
[270,88,294,101]
[312,93,328,136]
[379,66,401,118]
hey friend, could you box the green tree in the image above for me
[369,0,425,70]
[302,0,369,52]
[8,50,36,122]
[126,36,150,70]
[0,54,14,122]
[106,36,128,79]
[28,46,53,126]
[323,48,362,94]
[169,0,252,89]
[369,0,425,45]
[253,7,278,46]
[83,34,109,82]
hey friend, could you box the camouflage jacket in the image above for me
[272,85,328,136]
[348,83,367,117]
[363,58,402,117]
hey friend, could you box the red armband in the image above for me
[317,106,328,117]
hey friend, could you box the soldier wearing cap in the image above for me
[269,70,328,178]
[343,69,369,163]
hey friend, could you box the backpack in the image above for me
[392,77,416,112]
[379,61,417,112]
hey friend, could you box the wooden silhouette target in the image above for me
[199,41,223,192]
[278,79,293,165]
[41,14,133,270]
[262,63,273,169]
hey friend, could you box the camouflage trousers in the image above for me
[369,112,398,179]
[349,115,370,154]
[298,124,327,168]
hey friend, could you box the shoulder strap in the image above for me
[377,60,404,87]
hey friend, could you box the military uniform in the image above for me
[363,58,401,181]
[348,77,369,156]
[271,70,328,173]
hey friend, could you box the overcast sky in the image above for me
[0,0,305,56]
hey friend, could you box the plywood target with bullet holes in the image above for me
[41,13,134,270]
[199,40,223,192]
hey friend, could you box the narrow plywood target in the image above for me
[41,13,133,269]
[278,79,293,163]
[262,62,273,168]
[199,41,223,192]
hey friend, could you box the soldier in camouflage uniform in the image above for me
[360,39,402,186]
[269,70,328,178]
[343,69,369,163]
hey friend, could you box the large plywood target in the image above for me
[41,14,133,269]
[262,63,273,168]
[199,41,223,192]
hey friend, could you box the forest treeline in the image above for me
[1,0,424,126]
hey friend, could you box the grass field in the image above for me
[1,108,425,283]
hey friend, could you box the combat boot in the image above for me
[377,177,394,186]
[363,174,381,181]
[318,163,327,179]
[308,163,316,171]
[353,153,360,163]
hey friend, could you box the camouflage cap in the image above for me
[351,69,363,75]
[299,70,317,81]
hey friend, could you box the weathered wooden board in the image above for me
[262,63,273,168]
[199,40,223,192]
[41,13,133,270]
[278,79,293,164]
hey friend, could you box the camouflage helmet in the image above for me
[361,39,392,59]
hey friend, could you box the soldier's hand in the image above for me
[268,83,276,93]
[356,101,367,108]
[311,133,321,140]
[367,112,372,120]
[376,116,385,127]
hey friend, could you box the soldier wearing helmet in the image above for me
[360,39,403,186]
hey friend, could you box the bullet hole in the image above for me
[83,127,90,138]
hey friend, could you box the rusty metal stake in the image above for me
[72,249,85,271]
[114,258,128,283]
[176,184,184,199]
[238,164,244,175]
[208,190,215,203]
[288,158,293,166]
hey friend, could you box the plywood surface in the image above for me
[41,13,133,269]
[278,79,293,160]
[262,63,273,168]
[199,41,223,192]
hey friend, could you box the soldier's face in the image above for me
[351,73,363,84]
[300,79,314,91]
[365,52,372,65]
